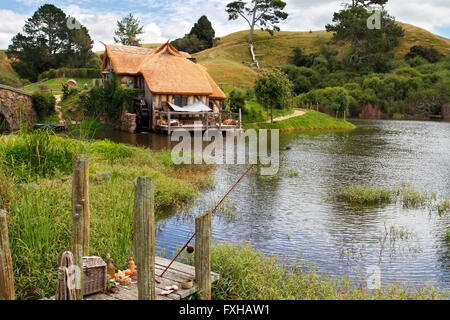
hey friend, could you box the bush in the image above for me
[406,45,442,63]
[80,77,142,120]
[227,89,246,113]
[31,92,56,120]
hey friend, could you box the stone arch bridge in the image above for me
[0,84,37,130]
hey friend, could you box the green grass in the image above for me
[334,184,393,205]
[0,132,213,299]
[244,110,356,131]
[181,243,447,300]
[23,78,97,93]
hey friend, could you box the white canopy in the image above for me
[168,101,212,112]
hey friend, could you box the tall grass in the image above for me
[0,133,213,299]
[182,243,446,300]
[1,130,81,181]
[334,184,393,205]
[332,183,446,211]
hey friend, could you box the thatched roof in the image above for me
[101,42,226,100]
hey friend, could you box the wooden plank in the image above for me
[155,256,219,282]
[195,212,212,300]
[0,209,14,300]
[133,177,156,300]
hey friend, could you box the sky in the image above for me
[0,0,449,51]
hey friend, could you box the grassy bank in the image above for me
[182,243,447,300]
[0,132,213,299]
[244,110,356,131]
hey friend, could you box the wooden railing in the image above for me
[153,109,242,134]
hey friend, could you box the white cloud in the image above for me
[0,10,28,49]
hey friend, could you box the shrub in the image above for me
[80,74,142,120]
[31,92,56,120]
[406,45,442,63]
[227,89,246,113]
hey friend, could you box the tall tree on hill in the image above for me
[326,0,404,72]
[114,14,144,45]
[7,4,93,81]
[189,16,216,48]
[226,0,288,70]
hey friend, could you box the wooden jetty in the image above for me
[86,257,219,301]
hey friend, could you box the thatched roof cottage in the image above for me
[101,42,235,133]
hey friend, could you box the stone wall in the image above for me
[116,111,137,133]
[0,84,37,130]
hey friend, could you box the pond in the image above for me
[98,119,450,289]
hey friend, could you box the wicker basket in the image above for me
[83,256,107,296]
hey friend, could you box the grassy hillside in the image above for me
[193,22,450,86]
[0,50,22,88]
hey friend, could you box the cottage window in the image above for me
[182,96,188,106]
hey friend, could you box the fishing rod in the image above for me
[159,164,255,278]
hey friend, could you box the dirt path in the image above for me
[266,109,306,123]
[54,95,63,120]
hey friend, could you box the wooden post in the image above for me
[0,209,14,300]
[219,111,222,131]
[71,155,89,300]
[195,212,212,300]
[168,111,171,135]
[133,177,155,300]
[72,155,90,257]
[239,108,242,129]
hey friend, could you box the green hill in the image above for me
[193,22,450,86]
[0,50,22,88]
[3,23,450,89]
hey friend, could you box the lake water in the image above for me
[98,119,450,289]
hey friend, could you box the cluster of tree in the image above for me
[7,4,96,82]
[291,56,450,118]
[171,16,217,54]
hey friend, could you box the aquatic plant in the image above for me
[334,184,393,205]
